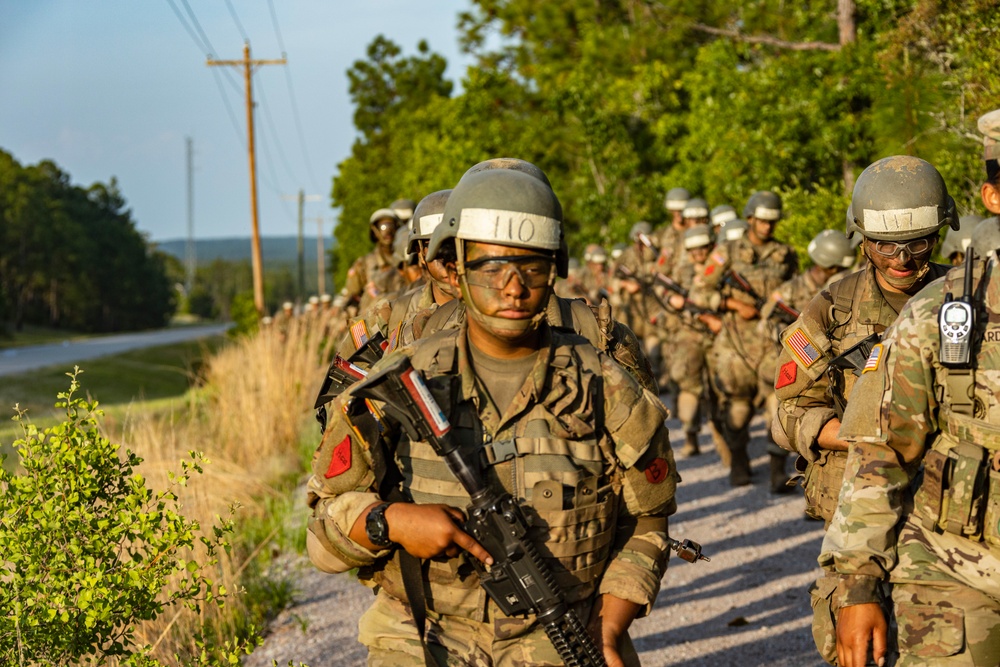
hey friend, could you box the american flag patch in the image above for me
[863,343,884,373]
[711,251,725,265]
[350,320,369,350]
[785,328,820,368]
[387,323,402,353]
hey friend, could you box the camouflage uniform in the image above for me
[666,259,714,448]
[336,281,436,361]
[688,234,799,483]
[307,322,678,665]
[820,253,1000,665]
[617,241,662,345]
[773,262,949,524]
[339,247,396,313]
[578,264,611,306]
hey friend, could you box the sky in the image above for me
[0,0,475,242]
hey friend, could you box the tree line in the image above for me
[0,150,175,334]
[331,0,999,280]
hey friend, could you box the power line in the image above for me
[164,0,209,55]
[257,76,302,190]
[224,0,249,43]
[266,0,323,193]
[176,0,242,95]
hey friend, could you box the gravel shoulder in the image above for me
[245,408,827,667]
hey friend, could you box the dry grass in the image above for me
[102,315,338,663]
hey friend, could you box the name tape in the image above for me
[863,206,938,234]
[458,208,561,249]
[712,210,737,225]
[417,212,444,236]
[684,232,713,249]
[683,207,709,218]
[753,206,781,221]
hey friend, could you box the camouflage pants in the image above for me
[669,327,711,396]
[360,590,640,666]
[892,580,1000,665]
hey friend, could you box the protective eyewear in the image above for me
[870,236,935,258]
[464,255,555,290]
[374,221,397,232]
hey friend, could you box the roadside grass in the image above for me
[0,324,93,349]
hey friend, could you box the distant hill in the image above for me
[155,236,336,266]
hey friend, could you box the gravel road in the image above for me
[245,408,828,667]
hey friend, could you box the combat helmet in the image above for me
[368,208,399,244]
[971,217,1000,254]
[684,224,713,250]
[451,158,569,278]
[719,218,749,241]
[682,198,710,220]
[583,243,608,264]
[941,214,982,260]
[846,156,958,241]
[711,204,737,227]
[391,198,416,223]
[664,187,690,212]
[743,191,782,221]
[392,228,416,267]
[408,190,452,255]
[438,168,563,334]
[807,230,854,269]
[610,242,628,261]
[629,221,653,242]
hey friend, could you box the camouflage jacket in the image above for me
[758,268,842,343]
[688,236,798,343]
[772,262,948,460]
[306,322,677,622]
[820,252,1000,608]
[578,266,611,306]
[654,224,688,282]
[336,281,435,361]
[338,246,395,309]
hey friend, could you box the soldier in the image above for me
[773,157,955,665]
[306,166,678,666]
[661,186,690,237]
[773,158,953,524]
[686,191,798,486]
[580,243,611,305]
[941,213,983,266]
[822,112,1000,667]
[656,194,702,280]
[710,204,738,229]
[617,221,664,385]
[335,208,401,314]
[758,230,855,493]
[666,224,722,457]
[716,217,748,243]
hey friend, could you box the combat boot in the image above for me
[769,452,793,494]
[729,445,751,487]
[680,431,700,457]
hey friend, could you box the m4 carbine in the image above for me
[724,271,799,325]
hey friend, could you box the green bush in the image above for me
[228,292,259,339]
[0,370,257,666]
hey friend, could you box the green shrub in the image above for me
[0,370,257,666]
[228,292,259,339]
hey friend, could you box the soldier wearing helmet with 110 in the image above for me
[772,155,954,665]
[682,191,799,487]
[306,165,679,666]
[821,112,1000,667]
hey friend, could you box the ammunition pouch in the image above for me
[913,412,1000,546]
[802,449,848,525]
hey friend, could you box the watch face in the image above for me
[365,503,392,547]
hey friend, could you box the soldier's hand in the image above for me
[667,294,685,311]
[385,502,493,565]
[698,313,722,334]
[587,594,641,667]
[726,298,759,320]
[836,603,887,667]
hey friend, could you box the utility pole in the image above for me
[207,42,286,316]
[282,190,322,301]
[316,216,328,296]
[185,137,195,296]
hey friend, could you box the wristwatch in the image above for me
[364,502,396,549]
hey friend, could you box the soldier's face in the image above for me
[373,219,397,247]
[864,236,935,291]
[688,246,711,264]
[748,217,778,243]
[460,241,552,331]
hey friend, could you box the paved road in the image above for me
[0,324,231,376]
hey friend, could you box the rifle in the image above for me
[828,332,881,418]
[313,330,389,432]
[351,357,708,667]
[616,264,714,317]
[724,271,799,324]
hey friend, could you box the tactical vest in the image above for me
[369,330,621,621]
[914,260,1000,548]
[724,238,797,308]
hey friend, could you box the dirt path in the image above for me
[245,411,827,667]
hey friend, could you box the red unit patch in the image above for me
[325,435,352,478]
[644,457,669,484]
[705,264,716,276]
[776,360,798,389]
